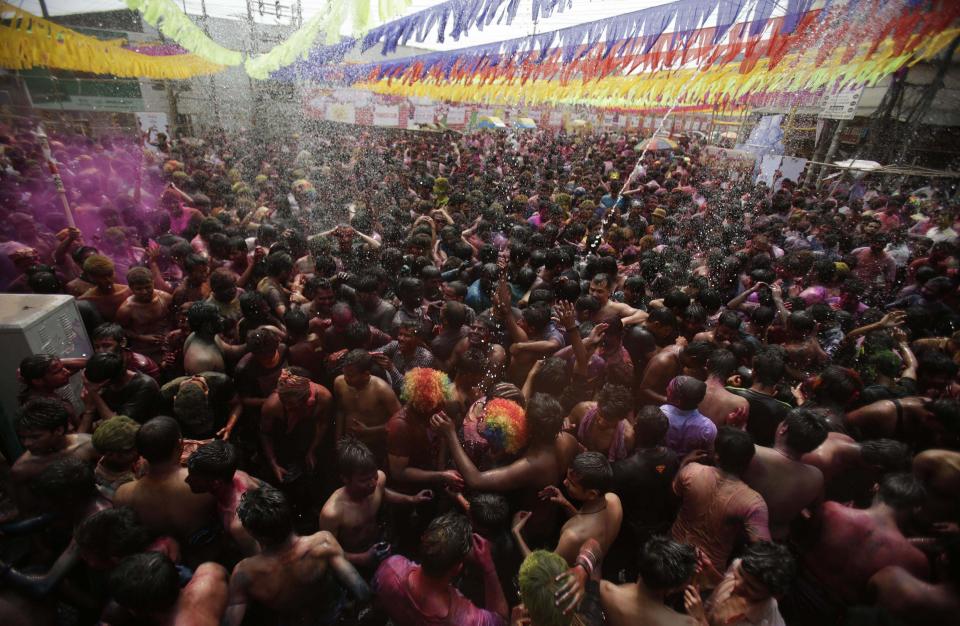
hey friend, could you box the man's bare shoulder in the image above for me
[305,530,342,557]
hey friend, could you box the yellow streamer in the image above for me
[0,3,223,79]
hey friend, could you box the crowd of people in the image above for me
[0,116,958,626]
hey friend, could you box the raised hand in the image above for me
[552,300,577,331]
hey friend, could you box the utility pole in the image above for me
[38,0,49,18]
[816,119,848,186]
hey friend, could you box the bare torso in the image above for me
[114,467,217,544]
[699,381,749,427]
[600,580,698,626]
[743,446,822,540]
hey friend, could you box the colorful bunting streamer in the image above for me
[124,0,243,66]
[0,2,224,79]
[354,28,960,109]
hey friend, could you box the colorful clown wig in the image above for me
[400,368,453,415]
[477,398,528,456]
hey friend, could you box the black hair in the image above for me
[918,351,959,382]
[92,322,126,344]
[782,408,829,454]
[680,340,714,366]
[876,473,926,510]
[238,486,294,546]
[188,300,224,335]
[283,308,309,338]
[637,536,697,591]
[597,384,633,421]
[247,328,280,353]
[634,406,669,448]
[860,439,912,473]
[751,305,776,327]
[17,397,69,432]
[526,393,565,444]
[420,512,473,577]
[136,416,181,464]
[75,507,151,561]
[32,457,96,503]
[337,437,378,478]
[740,542,796,597]
[707,349,738,379]
[18,354,59,390]
[716,426,755,475]
[571,451,612,492]
[788,311,815,335]
[468,493,510,531]
[84,351,125,383]
[752,348,785,386]
[664,289,691,311]
[522,303,552,333]
[265,251,294,277]
[343,348,373,372]
[186,440,238,482]
[110,553,181,612]
[344,320,372,350]
[648,306,678,328]
[925,399,960,434]
[441,301,468,329]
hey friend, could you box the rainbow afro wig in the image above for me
[478,398,528,455]
[401,368,453,414]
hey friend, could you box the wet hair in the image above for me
[707,349,738,379]
[648,306,678,329]
[420,512,473,577]
[590,272,614,289]
[667,375,707,410]
[751,305,776,328]
[522,303,552,333]
[526,393,565,444]
[740,542,796,597]
[634,406,669,448]
[638,536,697,591]
[92,322,126,344]
[33,457,95,503]
[860,439,912,473]
[716,426,755,475]
[571,451,612,493]
[183,253,208,273]
[283,309,309,338]
[343,348,373,372]
[238,486,293,546]
[17,397,69,432]
[75,507,151,561]
[597,384,633,422]
[187,301,223,335]
[109,553,181,612]
[265,252,293,277]
[126,266,153,287]
[186,440,238,482]
[680,340,714,366]
[337,437,378,478]
[876,473,926,510]
[752,348,785,386]
[247,328,280,354]
[468,493,510,531]
[84,351,125,383]
[925,399,960,434]
[782,408,829,454]
[18,354,58,385]
[518,551,573,626]
[441,301,467,329]
[663,289,691,311]
[209,268,237,293]
[135,416,181,464]
[813,366,863,406]
[918,351,959,383]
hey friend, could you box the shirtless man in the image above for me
[318,438,431,570]
[802,473,930,609]
[513,452,623,570]
[698,350,749,428]
[333,350,402,465]
[692,311,743,348]
[587,273,649,325]
[447,313,507,376]
[742,408,828,540]
[780,311,828,382]
[11,398,98,509]
[432,392,579,547]
[224,487,371,626]
[260,369,332,484]
[182,301,230,374]
[802,435,910,503]
[185,440,263,557]
[912,448,960,526]
[637,341,712,406]
[565,384,636,461]
[104,553,227,626]
[114,416,218,561]
[78,254,132,322]
[867,539,960,626]
[115,266,172,362]
[600,536,705,626]
[846,396,959,447]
